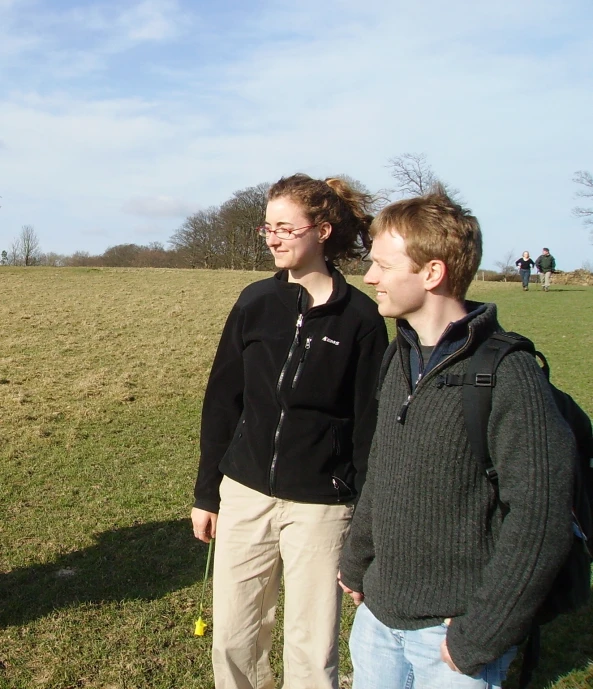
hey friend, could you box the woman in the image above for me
[191,173,388,689]
[515,251,535,291]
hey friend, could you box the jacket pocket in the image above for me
[219,415,248,474]
[330,419,355,500]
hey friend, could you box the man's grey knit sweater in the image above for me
[339,302,574,676]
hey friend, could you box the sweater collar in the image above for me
[397,301,499,377]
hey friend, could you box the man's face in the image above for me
[364,230,426,319]
[543,249,550,255]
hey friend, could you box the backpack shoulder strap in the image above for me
[461,332,537,482]
[455,333,551,689]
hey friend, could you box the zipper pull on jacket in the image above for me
[397,395,412,424]
[295,312,304,345]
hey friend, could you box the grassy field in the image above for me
[0,267,591,689]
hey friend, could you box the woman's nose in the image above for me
[266,232,280,247]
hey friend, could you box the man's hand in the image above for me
[440,619,462,673]
[337,570,364,606]
[191,507,217,543]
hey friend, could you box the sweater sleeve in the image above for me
[446,351,575,676]
[351,317,389,495]
[339,431,379,593]
[193,303,245,512]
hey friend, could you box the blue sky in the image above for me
[1,0,592,269]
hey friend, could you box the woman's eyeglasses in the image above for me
[256,224,317,240]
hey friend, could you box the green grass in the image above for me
[0,268,591,688]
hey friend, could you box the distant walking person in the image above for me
[515,251,535,291]
[535,247,556,291]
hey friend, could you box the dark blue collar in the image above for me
[399,302,488,382]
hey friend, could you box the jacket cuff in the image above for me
[193,496,220,513]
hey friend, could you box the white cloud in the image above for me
[0,33,40,56]
[117,0,185,42]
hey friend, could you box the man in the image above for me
[535,247,556,291]
[338,190,575,689]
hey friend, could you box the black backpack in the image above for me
[453,331,593,687]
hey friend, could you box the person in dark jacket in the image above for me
[515,251,535,290]
[338,190,575,689]
[535,247,556,291]
[191,173,388,689]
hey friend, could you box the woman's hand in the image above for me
[191,507,218,543]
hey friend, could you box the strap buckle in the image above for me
[485,467,498,481]
[474,373,495,387]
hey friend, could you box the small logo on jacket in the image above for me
[322,336,340,346]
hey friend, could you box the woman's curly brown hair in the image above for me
[268,174,375,262]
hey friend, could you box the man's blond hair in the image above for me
[371,187,482,301]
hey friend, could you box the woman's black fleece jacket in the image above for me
[193,267,388,513]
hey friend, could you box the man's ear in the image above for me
[424,259,448,292]
[318,222,332,243]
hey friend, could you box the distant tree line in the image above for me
[1,179,372,273]
[2,159,591,272]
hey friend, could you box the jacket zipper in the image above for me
[397,326,474,424]
[291,336,312,388]
[269,293,305,494]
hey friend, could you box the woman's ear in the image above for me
[318,222,332,243]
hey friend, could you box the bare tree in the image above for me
[134,242,177,268]
[572,170,593,239]
[9,239,21,265]
[64,251,96,267]
[219,183,271,270]
[101,244,142,267]
[169,207,224,269]
[39,252,66,267]
[496,249,517,282]
[14,225,41,266]
[387,153,438,197]
[386,152,463,202]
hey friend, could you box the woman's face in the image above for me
[523,252,530,259]
[263,196,330,272]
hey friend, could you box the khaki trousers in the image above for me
[212,476,354,689]
[539,271,552,289]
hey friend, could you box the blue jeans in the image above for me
[519,269,531,288]
[350,603,517,689]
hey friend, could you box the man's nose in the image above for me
[364,264,378,284]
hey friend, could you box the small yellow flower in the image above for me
[194,617,207,636]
